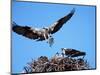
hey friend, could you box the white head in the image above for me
[61,48,67,54]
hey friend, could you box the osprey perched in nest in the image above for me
[12,8,75,47]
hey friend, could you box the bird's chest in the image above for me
[37,30,49,39]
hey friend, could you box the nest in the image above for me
[23,54,89,73]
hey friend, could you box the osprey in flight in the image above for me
[12,8,75,47]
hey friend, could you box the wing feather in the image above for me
[65,49,86,57]
[49,8,75,34]
[12,22,42,40]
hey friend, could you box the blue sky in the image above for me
[12,1,96,73]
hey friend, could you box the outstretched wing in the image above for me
[48,8,75,34]
[12,22,44,40]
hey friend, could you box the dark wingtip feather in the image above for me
[12,21,18,26]
[71,8,75,14]
[12,21,19,31]
[68,8,75,17]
